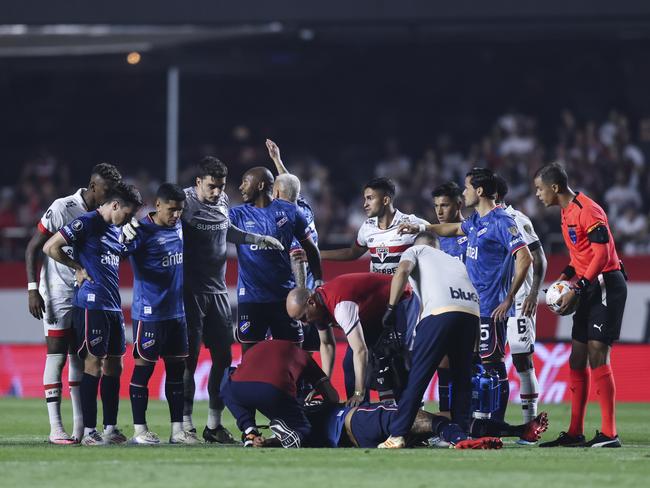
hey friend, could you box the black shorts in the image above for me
[572,270,627,346]
[184,291,233,349]
[235,301,303,344]
[132,317,189,362]
[479,317,507,360]
[71,307,126,359]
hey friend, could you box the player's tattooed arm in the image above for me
[522,244,547,317]
[398,222,463,236]
[25,230,49,319]
[320,241,367,261]
[266,139,289,174]
[290,249,308,288]
[492,246,533,322]
[300,236,323,281]
[42,233,93,286]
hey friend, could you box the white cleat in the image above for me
[377,436,405,449]
[169,430,201,445]
[130,430,161,445]
[427,436,451,448]
[49,429,76,445]
[80,430,106,446]
[103,428,128,445]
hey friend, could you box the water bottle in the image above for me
[472,366,500,419]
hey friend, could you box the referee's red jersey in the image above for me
[560,192,620,279]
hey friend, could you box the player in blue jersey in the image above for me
[400,168,532,421]
[229,166,322,352]
[124,183,198,445]
[43,182,143,445]
[430,181,468,420]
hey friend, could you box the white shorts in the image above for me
[506,302,536,355]
[42,292,74,338]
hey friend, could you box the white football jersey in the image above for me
[400,245,479,317]
[503,205,540,303]
[38,189,88,296]
[356,209,429,274]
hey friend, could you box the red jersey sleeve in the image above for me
[579,200,608,234]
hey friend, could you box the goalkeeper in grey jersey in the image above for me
[122,157,282,444]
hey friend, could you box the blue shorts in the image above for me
[235,301,303,344]
[72,307,126,359]
[349,403,397,448]
[479,317,507,360]
[132,317,189,362]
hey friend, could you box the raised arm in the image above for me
[398,222,464,237]
[266,139,289,175]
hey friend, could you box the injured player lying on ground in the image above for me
[247,401,548,449]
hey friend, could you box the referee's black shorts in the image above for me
[571,270,627,346]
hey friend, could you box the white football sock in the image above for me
[183,414,195,431]
[103,425,116,434]
[68,354,84,440]
[44,354,66,432]
[171,422,183,435]
[134,424,148,435]
[518,368,539,423]
[207,408,222,429]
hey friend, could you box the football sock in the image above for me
[100,375,120,427]
[130,364,154,426]
[437,368,451,412]
[484,362,509,422]
[80,373,100,429]
[208,362,226,412]
[183,366,195,419]
[134,424,148,435]
[68,354,84,439]
[171,422,183,435]
[207,409,222,430]
[593,364,617,438]
[44,353,66,431]
[568,367,590,437]
[518,368,539,423]
[166,361,185,424]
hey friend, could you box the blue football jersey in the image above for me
[439,234,468,262]
[460,207,526,317]
[60,210,124,312]
[127,214,185,321]
[305,404,350,447]
[290,195,319,288]
[229,199,311,303]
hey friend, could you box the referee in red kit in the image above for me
[534,163,626,448]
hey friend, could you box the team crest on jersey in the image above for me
[568,228,578,244]
[276,216,288,228]
[45,209,53,219]
[524,224,532,234]
[66,201,77,208]
[71,220,83,231]
[477,228,487,237]
[507,226,519,236]
[376,246,389,262]
[89,336,102,347]
[239,320,251,334]
[142,338,155,349]
[458,236,468,244]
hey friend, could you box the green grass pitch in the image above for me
[1,399,648,488]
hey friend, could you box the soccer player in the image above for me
[320,177,429,275]
[177,157,283,443]
[534,163,626,448]
[126,183,198,444]
[495,175,547,430]
[286,272,419,405]
[221,340,339,448]
[399,168,533,422]
[377,232,480,448]
[25,163,121,443]
[229,167,322,351]
[42,182,143,445]
[431,181,468,419]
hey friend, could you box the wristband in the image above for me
[418,224,426,232]
[28,282,38,291]
[353,390,365,397]
[572,277,590,295]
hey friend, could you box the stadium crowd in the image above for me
[2,108,649,259]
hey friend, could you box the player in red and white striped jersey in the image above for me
[321,177,429,275]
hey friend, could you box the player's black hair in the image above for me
[197,156,228,179]
[91,163,122,184]
[105,181,143,208]
[156,183,186,202]
[364,177,396,199]
[431,181,462,200]
[466,167,497,199]
[534,162,569,190]
[494,174,509,202]
[414,231,438,246]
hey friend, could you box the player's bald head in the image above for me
[286,287,311,319]
[245,167,274,189]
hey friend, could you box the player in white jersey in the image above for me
[495,176,547,431]
[321,177,429,274]
[378,232,480,448]
[25,163,122,444]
